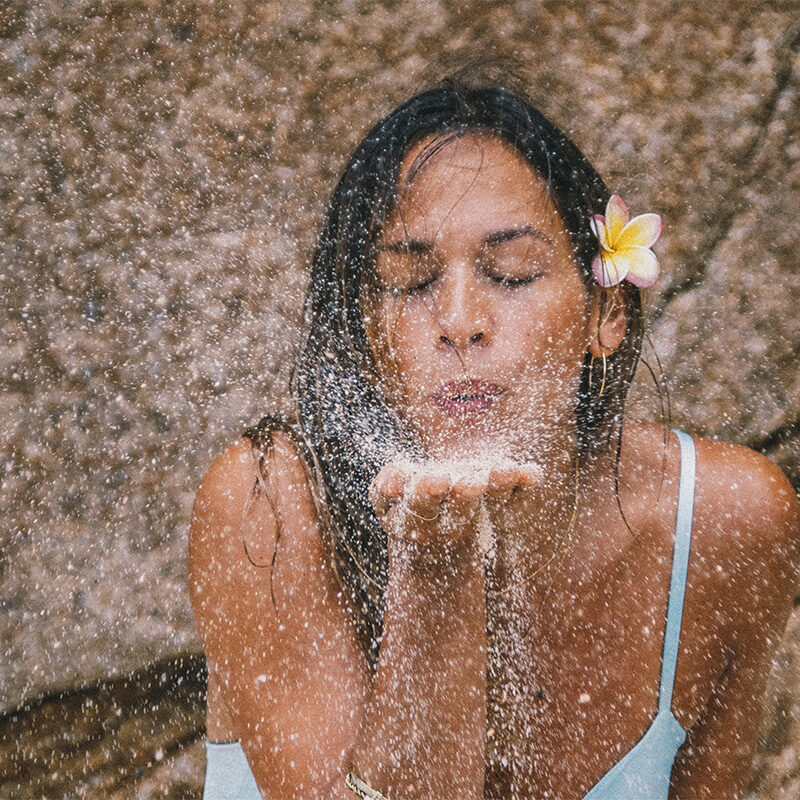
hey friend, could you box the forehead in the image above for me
[387,132,559,234]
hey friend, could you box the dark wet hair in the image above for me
[246,77,645,666]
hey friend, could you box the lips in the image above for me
[434,379,504,415]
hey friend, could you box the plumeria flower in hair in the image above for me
[590,195,662,288]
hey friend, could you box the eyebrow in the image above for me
[378,225,554,253]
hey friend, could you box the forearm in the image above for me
[346,544,487,800]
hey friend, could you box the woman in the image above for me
[188,75,800,800]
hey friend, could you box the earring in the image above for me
[589,353,607,399]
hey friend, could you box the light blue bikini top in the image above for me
[203,429,697,800]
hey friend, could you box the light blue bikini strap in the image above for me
[659,429,696,713]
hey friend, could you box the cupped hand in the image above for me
[368,460,542,562]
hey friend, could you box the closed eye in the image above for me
[488,274,539,288]
[406,276,436,293]
[389,275,436,296]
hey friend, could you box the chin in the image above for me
[415,401,574,463]
[408,412,514,462]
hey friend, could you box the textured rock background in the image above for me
[1,1,799,797]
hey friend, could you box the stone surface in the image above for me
[0,656,205,799]
[1,0,799,796]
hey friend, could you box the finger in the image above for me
[381,464,407,498]
[407,471,450,519]
[450,473,486,501]
[369,464,405,517]
[445,474,484,525]
[485,466,517,501]
[510,464,544,501]
[506,465,546,520]
[518,463,543,487]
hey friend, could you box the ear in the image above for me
[587,286,628,357]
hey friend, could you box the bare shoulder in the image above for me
[693,435,800,557]
[690,434,800,647]
[621,423,799,639]
[191,430,312,523]
[624,423,799,554]
[189,431,318,564]
[188,429,334,645]
[190,437,256,534]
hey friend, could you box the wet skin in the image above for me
[362,133,616,466]
[190,135,800,800]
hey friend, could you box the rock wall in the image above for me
[1,1,799,797]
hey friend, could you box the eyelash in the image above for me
[399,273,538,294]
[407,277,435,294]
[390,266,541,297]
[489,275,536,288]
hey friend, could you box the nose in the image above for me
[434,264,492,350]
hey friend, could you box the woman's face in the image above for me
[363,133,594,462]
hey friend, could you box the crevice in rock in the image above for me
[651,16,800,324]
[747,413,800,459]
[0,653,207,800]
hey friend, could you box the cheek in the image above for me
[386,316,439,406]
[512,286,589,357]
[374,296,425,353]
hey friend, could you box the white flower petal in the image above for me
[605,195,629,244]
[590,215,611,252]
[617,213,662,250]
[592,252,628,287]
[620,246,659,287]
